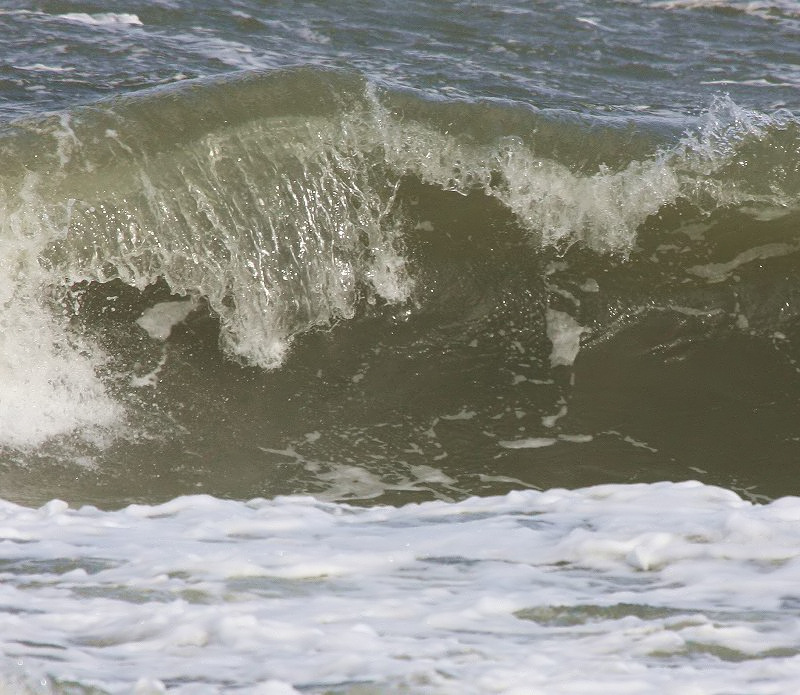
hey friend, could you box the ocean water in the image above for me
[0,0,799,692]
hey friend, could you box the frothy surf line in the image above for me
[2,482,800,693]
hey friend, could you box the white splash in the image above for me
[0,306,121,448]
[0,187,122,448]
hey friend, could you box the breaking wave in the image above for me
[0,66,797,446]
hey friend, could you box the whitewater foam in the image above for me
[0,306,120,449]
[3,482,800,693]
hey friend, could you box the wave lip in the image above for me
[378,91,799,250]
[1,69,414,371]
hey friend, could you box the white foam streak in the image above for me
[688,241,800,282]
[3,482,800,693]
[58,13,143,27]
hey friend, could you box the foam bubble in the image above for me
[136,300,196,341]
[545,309,585,367]
[499,437,557,448]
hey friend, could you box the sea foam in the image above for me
[2,482,800,693]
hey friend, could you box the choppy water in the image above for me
[0,1,799,692]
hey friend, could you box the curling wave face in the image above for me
[0,67,798,473]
